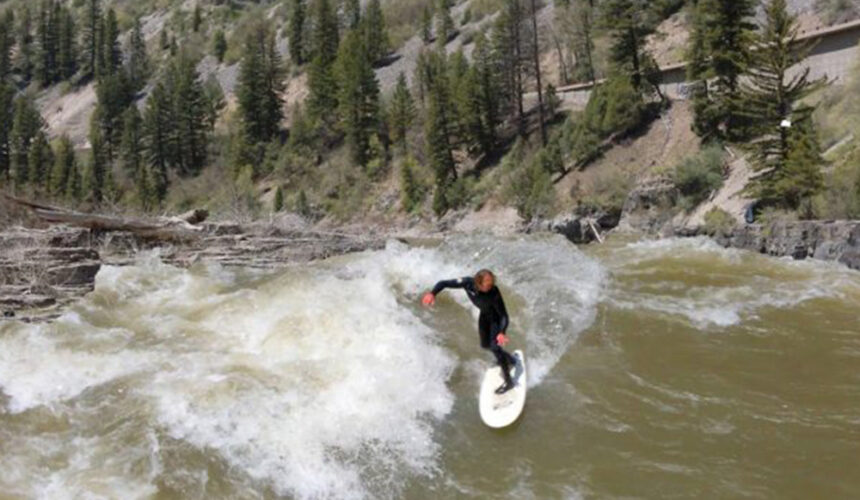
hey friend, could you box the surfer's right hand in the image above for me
[421,292,436,306]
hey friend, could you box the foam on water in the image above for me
[0,235,606,499]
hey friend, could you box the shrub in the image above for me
[509,154,555,221]
[576,170,633,217]
[400,156,425,212]
[672,145,725,211]
[703,207,734,236]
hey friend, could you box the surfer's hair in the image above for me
[474,269,495,286]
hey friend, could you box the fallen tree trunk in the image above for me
[3,195,207,241]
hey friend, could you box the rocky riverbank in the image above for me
[682,220,860,271]
[0,219,385,322]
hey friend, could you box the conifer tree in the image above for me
[436,0,454,50]
[389,72,415,152]
[471,32,498,146]
[193,4,203,33]
[99,8,121,79]
[288,0,306,64]
[58,5,77,80]
[213,30,228,63]
[742,0,828,210]
[50,135,76,197]
[686,0,756,141]
[421,6,433,44]
[27,132,53,190]
[602,0,653,88]
[83,0,101,78]
[274,186,284,211]
[35,0,59,86]
[93,71,133,162]
[119,106,151,208]
[16,6,34,82]
[143,81,171,204]
[400,155,423,211]
[127,17,148,90]
[336,29,380,167]
[10,96,45,188]
[0,83,13,183]
[308,0,340,120]
[171,54,210,176]
[570,0,596,83]
[0,11,13,80]
[85,125,107,203]
[362,0,390,65]
[423,52,457,215]
[237,22,285,144]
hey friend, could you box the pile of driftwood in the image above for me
[3,195,210,241]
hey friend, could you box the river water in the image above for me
[1,235,858,499]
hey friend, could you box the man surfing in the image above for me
[422,269,518,394]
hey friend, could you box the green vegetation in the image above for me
[672,146,725,211]
[703,207,734,236]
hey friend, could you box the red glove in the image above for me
[422,292,436,306]
[496,333,509,347]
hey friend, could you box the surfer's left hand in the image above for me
[496,333,509,346]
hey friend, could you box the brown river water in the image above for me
[1,234,859,499]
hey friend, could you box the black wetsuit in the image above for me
[431,277,517,379]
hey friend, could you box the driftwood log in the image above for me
[3,195,208,241]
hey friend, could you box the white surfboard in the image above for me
[479,350,527,428]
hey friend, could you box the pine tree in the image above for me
[35,0,59,86]
[742,0,828,210]
[601,0,658,94]
[686,0,756,141]
[67,157,82,201]
[143,82,171,205]
[307,0,340,121]
[171,54,210,176]
[421,6,433,44]
[10,96,46,188]
[99,8,121,79]
[389,72,415,152]
[0,11,13,81]
[362,0,389,65]
[127,17,148,90]
[274,186,284,211]
[93,71,134,162]
[423,52,457,215]
[570,0,596,83]
[312,0,339,62]
[119,106,151,208]
[27,132,53,190]
[0,83,13,183]
[288,0,305,64]
[50,135,76,197]
[58,5,77,80]
[336,29,380,167]
[213,30,228,63]
[16,6,34,82]
[436,0,454,50]
[85,125,107,203]
[193,4,203,33]
[237,22,285,144]
[400,155,423,212]
[83,0,101,78]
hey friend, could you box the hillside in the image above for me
[0,0,859,232]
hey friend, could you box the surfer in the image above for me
[422,269,518,394]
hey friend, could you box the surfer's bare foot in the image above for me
[495,381,515,394]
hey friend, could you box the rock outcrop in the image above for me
[617,176,679,234]
[690,220,860,270]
